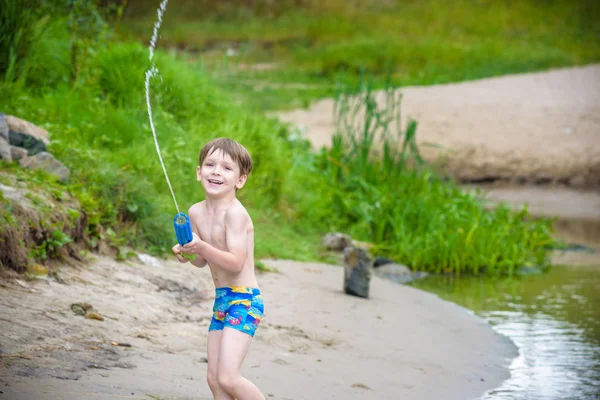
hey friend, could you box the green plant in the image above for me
[305,75,556,276]
[0,189,15,228]
[255,260,278,273]
[0,0,50,84]
[27,229,72,262]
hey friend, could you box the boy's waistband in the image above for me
[215,286,261,295]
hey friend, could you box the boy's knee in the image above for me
[217,371,239,392]
[207,369,219,392]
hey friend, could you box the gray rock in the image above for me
[412,271,429,281]
[137,253,162,268]
[0,136,11,162]
[0,113,8,141]
[322,232,352,251]
[10,145,28,161]
[0,183,29,204]
[20,152,70,181]
[373,263,412,284]
[374,263,429,285]
[373,257,394,267]
[9,131,46,155]
[5,115,49,144]
[343,246,372,298]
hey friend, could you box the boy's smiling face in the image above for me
[197,148,247,196]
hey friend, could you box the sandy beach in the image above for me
[278,64,600,188]
[0,255,516,400]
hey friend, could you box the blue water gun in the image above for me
[174,213,196,261]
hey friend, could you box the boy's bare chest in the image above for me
[197,213,227,249]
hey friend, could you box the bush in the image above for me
[0,25,295,254]
[291,77,556,276]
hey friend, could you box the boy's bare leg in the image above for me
[217,327,264,400]
[207,330,234,400]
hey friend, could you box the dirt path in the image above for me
[0,255,515,400]
[278,64,600,188]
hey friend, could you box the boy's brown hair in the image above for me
[199,137,253,176]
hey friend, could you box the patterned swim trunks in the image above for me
[208,286,264,337]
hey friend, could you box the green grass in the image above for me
[0,19,324,259]
[118,0,600,110]
[0,4,559,275]
[286,77,556,275]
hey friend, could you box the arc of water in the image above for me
[145,0,181,215]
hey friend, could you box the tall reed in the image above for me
[320,75,555,276]
[0,0,49,84]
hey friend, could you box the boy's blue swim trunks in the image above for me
[208,286,264,337]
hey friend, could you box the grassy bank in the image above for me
[0,3,557,275]
[0,27,321,259]
[119,0,600,110]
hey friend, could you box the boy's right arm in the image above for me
[189,252,207,268]
[187,204,207,268]
[172,243,207,267]
[171,204,207,268]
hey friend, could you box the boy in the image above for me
[172,137,265,400]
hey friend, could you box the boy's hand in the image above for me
[172,243,189,263]
[182,232,203,256]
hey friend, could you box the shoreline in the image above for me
[0,256,517,400]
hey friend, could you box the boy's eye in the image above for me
[225,167,232,171]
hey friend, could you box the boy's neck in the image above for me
[204,193,237,212]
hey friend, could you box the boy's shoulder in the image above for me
[188,201,206,217]
[187,200,250,221]
[226,199,249,217]
[225,199,252,225]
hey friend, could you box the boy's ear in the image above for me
[196,165,202,181]
[236,174,248,190]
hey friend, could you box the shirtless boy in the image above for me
[172,137,264,400]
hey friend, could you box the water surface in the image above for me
[409,264,600,399]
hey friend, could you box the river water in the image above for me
[409,186,600,399]
[410,263,600,399]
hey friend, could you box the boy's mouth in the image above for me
[207,179,224,185]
